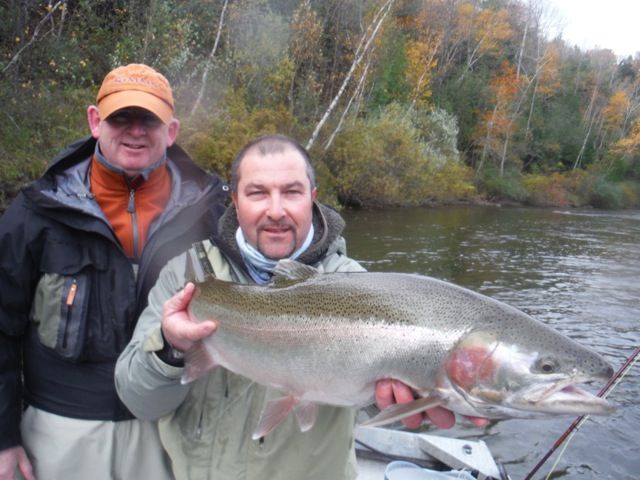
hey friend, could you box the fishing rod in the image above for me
[524,344,640,480]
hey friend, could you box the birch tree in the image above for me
[306,0,396,150]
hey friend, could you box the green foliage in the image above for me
[520,169,640,209]
[434,68,491,158]
[589,176,625,209]
[0,81,92,210]
[226,0,290,109]
[182,89,298,181]
[369,24,410,108]
[619,181,640,207]
[1,0,639,210]
[325,103,474,206]
[522,171,593,207]
[529,90,587,171]
[477,167,529,203]
[413,107,461,165]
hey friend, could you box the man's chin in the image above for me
[258,244,296,261]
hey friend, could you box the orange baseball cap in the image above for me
[96,64,174,124]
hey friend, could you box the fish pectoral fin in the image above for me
[293,401,319,432]
[252,395,298,440]
[360,394,444,428]
[181,341,218,385]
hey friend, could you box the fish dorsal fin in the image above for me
[271,259,320,285]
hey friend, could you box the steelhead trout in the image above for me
[184,259,614,439]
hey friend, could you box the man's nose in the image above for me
[127,119,148,135]
[267,195,285,219]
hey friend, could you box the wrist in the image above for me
[157,328,186,367]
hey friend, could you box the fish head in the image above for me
[441,326,615,419]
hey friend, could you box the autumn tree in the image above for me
[453,1,513,83]
[476,61,526,174]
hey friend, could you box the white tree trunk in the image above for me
[305,0,395,150]
[190,0,229,117]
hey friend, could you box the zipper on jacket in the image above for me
[127,188,140,259]
[62,278,78,348]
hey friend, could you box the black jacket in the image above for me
[0,136,228,450]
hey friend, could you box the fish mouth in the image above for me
[512,376,615,415]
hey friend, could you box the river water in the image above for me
[341,206,640,480]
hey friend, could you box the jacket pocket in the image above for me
[31,271,91,362]
[31,237,100,362]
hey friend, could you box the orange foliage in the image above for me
[613,118,640,158]
[603,90,630,135]
[405,36,440,108]
[536,44,561,96]
[456,3,512,58]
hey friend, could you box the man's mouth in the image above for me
[259,222,296,237]
[122,142,147,150]
[262,226,291,234]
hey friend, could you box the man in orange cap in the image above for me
[0,64,228,480]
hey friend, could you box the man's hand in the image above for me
[0,446,35,480]
[161,282,217,353]
[375,379,489,429]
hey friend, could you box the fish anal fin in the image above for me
[294,401,319,432]
[181,341,218,384]
[252,395,298,440]
[360,394,444,428]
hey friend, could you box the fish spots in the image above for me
[446,344,496,391]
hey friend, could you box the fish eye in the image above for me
[535,356,558,374]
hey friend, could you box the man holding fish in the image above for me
[115,134,477,479]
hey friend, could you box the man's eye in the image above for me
[107,114,130,125]
[141,116,162,127]
[106,113,161,128]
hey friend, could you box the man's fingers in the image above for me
[18,450,36,480]
[175,318,217,342]
[391,381,424,429]
[374,379,394,410]
[165,282,196,316]
[466,416,490,427]
[424,406,455,429]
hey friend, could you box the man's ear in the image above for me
[87,106,101,139]
[166,118,180,147]
[231,191,238,208]
[311,188,318,201]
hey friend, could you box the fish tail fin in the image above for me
[181,340,218,384]
[252,395,298,440]
[360,394,444,428]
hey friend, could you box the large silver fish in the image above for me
[184,259,614,439]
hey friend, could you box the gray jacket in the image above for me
[115,203,365,480]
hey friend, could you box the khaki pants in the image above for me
[20,407,173,480]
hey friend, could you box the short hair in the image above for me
[230,134,316,192]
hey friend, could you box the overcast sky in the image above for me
[545,0,639,58]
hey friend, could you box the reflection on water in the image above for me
[342,206,640,479]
